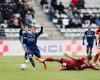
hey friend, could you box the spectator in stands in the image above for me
[0,20,8,28]
[82,12,95,26]
[51,0,58,12]
[22,14,31,26]
[73,7,80,15]
[47,8,57,21]
[20,1,29,19]
[66,7,74,20]
[0,0,6,3]
[71,0,79,7]
[30,16,36,26]
[10,16,21,28]
[71,14,82,28]
[57,2,65,14]
[27,5,35,18]
[40,0,48,9]
[77,0,85,9]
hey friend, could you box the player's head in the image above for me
[24,24,29,32]
[88,25,91,30]
[31,26,36,33]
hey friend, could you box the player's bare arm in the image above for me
[64,53,77,60]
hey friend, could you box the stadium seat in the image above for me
[52,19,58,23]
[60,28,66,33]
[62,18,69,26]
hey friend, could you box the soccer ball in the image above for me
[20,64,27,70]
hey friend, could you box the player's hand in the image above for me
[40,21,44,27]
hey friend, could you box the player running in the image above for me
[24,23,46,70]
[94,27,100,65]
[19,25,29,63]
[83,26,97,59]
[36,53,100,71]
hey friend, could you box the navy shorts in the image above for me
[27,48,41,58]
[22,43,27,50]
[87,43,93,49]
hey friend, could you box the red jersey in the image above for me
[96,29,100,35]
[61,58,86,70]
[73,59,96,70]
[96,29,100,45]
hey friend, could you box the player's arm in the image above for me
[37,22,44,36]
[37,26,43,36]
[19,28,23,41]
[64,53,78,60]
[83,31,87,45]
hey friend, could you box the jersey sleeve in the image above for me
[93,31,96,39]
[83,31,87,41]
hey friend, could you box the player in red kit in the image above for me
[94,27,100,65]
[36,53,100,71]
[96,27,100,34]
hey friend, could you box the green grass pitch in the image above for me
[0,56,100,80]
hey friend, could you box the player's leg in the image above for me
[34,49,47,70]
[36,57,61,62]
[94,52,100,64]
[27,50,36,70]
[23,44,28,62]
[87,44,89,55]
[88,43,93,60]
[24,49,29,62]
[90,43,93,54]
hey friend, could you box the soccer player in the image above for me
[24,23,46,70]
[19,25,29,63]
[36,53,100,71]
[94,27,100,65]
[83,26,97,59]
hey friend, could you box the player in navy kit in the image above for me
[19,25,29,63]
[83,26,97,59]
[24,23,46,70]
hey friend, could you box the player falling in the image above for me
[23,23,46,70]
[19,25,29,63]
[94,27,100,65]
[83,26,97,59]
[36,53,100,71]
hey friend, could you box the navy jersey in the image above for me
[83,30,96,43]
[22,31,29,44]
[25,27,43,50]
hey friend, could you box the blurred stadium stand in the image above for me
[0,0,100,40]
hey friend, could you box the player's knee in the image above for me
[28,54,32,58]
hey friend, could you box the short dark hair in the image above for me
[31,26,36,30]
